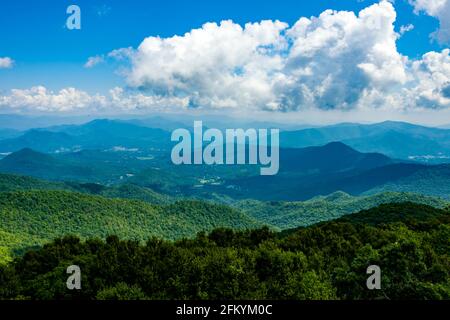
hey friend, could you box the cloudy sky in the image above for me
[0,0,449,124]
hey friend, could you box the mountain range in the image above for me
[280,121,450,162]
[1,117,450,279]
[1,140,449,201]
[0,119,170,154]
[1,118,450,164]
[0,173,448,264]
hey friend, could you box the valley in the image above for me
[0,116,449,300]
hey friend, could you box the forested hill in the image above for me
[0,190,262,263]
[0,173,172,205]
[1,202,448,300]
[236,191,449,229]
[0,173,449,264]
[337,202,450,226]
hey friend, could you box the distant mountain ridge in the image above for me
[236,191,449,229]
[280,142,392,173]
[0,148,97,181]
[0,118,449,202]
[1,141,448,202]
[0,118,449,165]
[280,121,450,163]
[365,163,450,200]
[0,119,171,153]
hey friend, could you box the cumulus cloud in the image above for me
[409,0,447,15]
[125,19,288,110]
[409,0,450,44]
[84,55,104,68]
[115,1,413,111]
[108,87,188,110]
[84,48,133,68]
[411,49,450,108]
[2,1,450,114]
[0,86,107,112]
[0,86,188,113]
[399,23,415,35]
[0,57,14,69]
[107,47,134,60]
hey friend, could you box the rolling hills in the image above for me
[278,142,392,173]
[336,202,450,226]
[1,141,449,202]
[0,119,171,154]
[1,201,449,300]
[1,170,448,266]
[235,191,449,229]
[1,118,450,165]
[280,121,450,163]
[0,190,262,263]
[0,117,449,300]
[0,147,164,184]
[0,148,98,181]
[0,172,172,204]
[365,164,450,200]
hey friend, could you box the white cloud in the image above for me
[399,23,414,35]
[2,1,450,115]
[0,57,14,69]
[108,47,134,60]
[409,0,450,44]
[0,86,107,112]
[409,0,447,15]
[115,1,411,112]
[84,55,104,68]
[0,86,188,113]
[125,19,288,110]
[84,48,134,68]
[411,49,450,108]
[108,87,188,110]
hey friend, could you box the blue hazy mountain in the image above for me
[0,119,171,153]
[0,142,448,202]
[126,114,308,131]
[189,143,432,201]
[0,130,76,153]
[0,128,21,140]
[0,119,449,165]
[365,164,450,200]
[201,163,431,201]
[0,147,150,183]
[280,121,450,163]
[0,148,98,181]
[0,114,96,130]
[0,118,449,202]
[279,142,392,173]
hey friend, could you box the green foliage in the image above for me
[0,173,173,205]
[366,165,450,200]
[0,190,263,260]
[98,183,171,205]
[96,282,148,300]
[0,202,448,300]
[338,202,450,226]
[236,191,449,229]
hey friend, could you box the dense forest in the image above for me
[0,190,261,264]
[236,191,449,229]
[1,202,449,300]
[1,182,448,265]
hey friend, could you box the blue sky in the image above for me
[0,0,443,92]
[0,0,449,124]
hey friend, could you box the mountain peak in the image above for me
[323,141,356,150]
[3,148,55,161]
